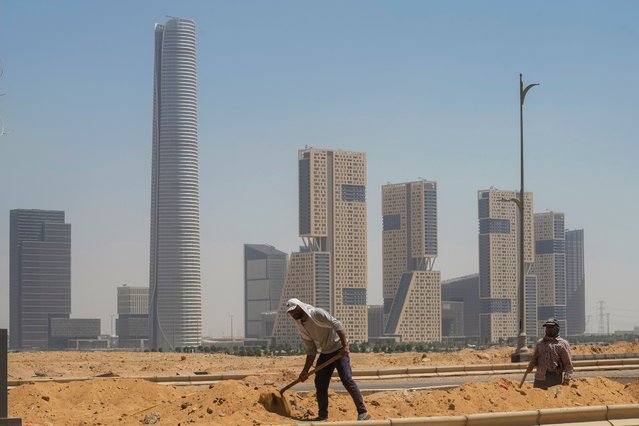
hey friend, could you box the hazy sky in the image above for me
[1,1,638,338]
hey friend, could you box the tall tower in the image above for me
[441,274,480,338]
[382,180,441,342]
[531,212,567,337]
[117,285,149,348]
[149,17,201,350]
[10,209,71,349]
[566,229,585,335]
[272,148,368,345]
[244,244,288,339]
[478,189,535,343]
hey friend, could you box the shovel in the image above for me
[519,365,533,388]
[259,351,345,417]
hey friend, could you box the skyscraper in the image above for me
[272,148,368,345]
[382,180,441,342]
[478,189,535,343]
[367,305,384,338]
[441,273,480,338]
[244,244,288,339]
[566,229,585,335]
[118,285,149,315]
[442,301,464,337]
[10,209,71,349]
[149,17,201,350]
[117,285,149,348]
[531,212,567,337]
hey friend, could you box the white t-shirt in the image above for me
[296,307,344,355]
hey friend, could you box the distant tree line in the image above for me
[142,334,636,355]
[167,340,498,356]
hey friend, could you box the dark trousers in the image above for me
[314,350,366,418]
[533,371,563,389]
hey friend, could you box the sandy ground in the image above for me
[7,341,639,425]
[9,342,639,380]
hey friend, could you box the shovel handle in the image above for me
[519,366,533,388]
[280,351,345,394]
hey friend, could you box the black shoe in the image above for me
[308,416,328,422]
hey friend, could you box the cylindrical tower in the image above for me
[149,17,201,350]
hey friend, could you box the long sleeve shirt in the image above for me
[529,336,574,382]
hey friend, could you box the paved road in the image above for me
[288,369,639,393]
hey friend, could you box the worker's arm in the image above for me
[526,344,539,372]
[560,341,574,385]
[299,352,316,382]
[336,329,349,356]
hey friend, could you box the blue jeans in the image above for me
[314,349,367,419]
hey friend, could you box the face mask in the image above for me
[546,325,559,338]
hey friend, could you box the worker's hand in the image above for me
[341,344,350,357]
[298,371,309,382]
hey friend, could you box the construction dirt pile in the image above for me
[8,341,639,380]
[8,342,639,425]
[9,376,639,425]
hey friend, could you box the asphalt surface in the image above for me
[288,369,639,392]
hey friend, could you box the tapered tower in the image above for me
[149,17,201,350]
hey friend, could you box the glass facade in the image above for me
[10,209,71,350]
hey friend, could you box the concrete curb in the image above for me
[291,404,639,426]
[351,359,639,381]
[8,358,639,387]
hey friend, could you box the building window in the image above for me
[383,214,401,231]
[342,185,366,203]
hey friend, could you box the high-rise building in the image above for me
[118,285,149,315]
[244,244,288,339]
[531,212,567,337]
[442,301,464,337]
[259,311,278,340]
[272,148,368,345]
[441,273,480,338]
[477,189,535,343]
[367,305,384,338]
[48,318,101,349]
[382,180,441,342]
[9,209,71,349]
[117,285,149,348]
[149,17,201,350]
[566,229,585,335]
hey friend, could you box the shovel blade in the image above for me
[259,390,293,417]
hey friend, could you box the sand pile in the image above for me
[8,343,639,424]
[9,378,183,425]
[9,376,639,425]
[574,342,639,356]
[10,341,639,380]
[364,377,638,419]
[8,352,280,380]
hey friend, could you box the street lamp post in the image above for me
[512,73,539,363]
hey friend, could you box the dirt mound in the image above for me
[9,376,639,425]
[572,342,639,356]
[357,378,637,420]
[9,342,639,380]
[624,379,639,401]
[9,378,184,425]
[8,345,639,424]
